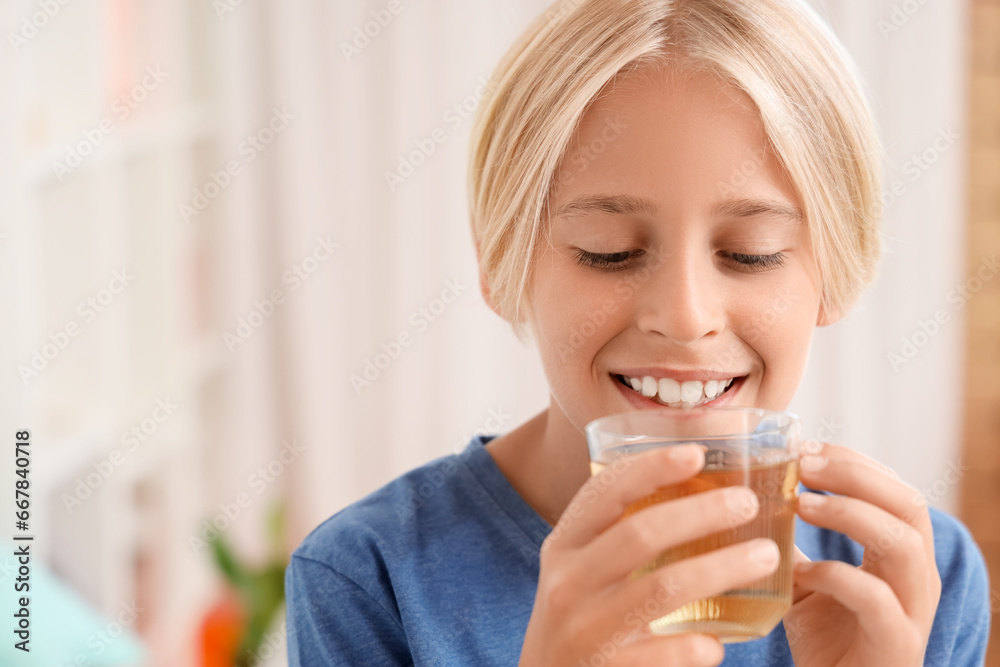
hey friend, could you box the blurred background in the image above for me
[0,0,996,664]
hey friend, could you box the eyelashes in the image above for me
[573,249,786,273]
[574,249,644,271]
[721,251,786,272]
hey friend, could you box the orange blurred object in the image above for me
[199,594,246,667]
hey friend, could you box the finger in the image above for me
[797,453,935,564]
[803,441,900,479]
[548,445,705,551]
[794,560,921,657]
[600,538,781,631]
[583,485,760,588]
[608,633,724,667]
[797,492,934,618]
[791,546,813,603]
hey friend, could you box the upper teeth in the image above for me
[624,375,735,407]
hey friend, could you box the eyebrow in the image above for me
[553,193,803,223]
[554,194,658,219]
[712,198,804,223]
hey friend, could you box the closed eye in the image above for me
[574,249,644,271]
[721,251,786,272]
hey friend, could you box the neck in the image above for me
[485,404,592,527]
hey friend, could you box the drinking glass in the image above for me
[585,407,801,643]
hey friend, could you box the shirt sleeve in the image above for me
[924,514,992,667]
[285,553,413,666]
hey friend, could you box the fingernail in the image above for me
[799,456,827,473]
[800,439,825,456]
[724,486,758,518]
[669,444,703,464]
[749,539,780,568]
[797,492,825,510]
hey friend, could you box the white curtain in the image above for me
[216,0,556,550]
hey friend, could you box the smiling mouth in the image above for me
[614,373,745,408]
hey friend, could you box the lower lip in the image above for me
[612,374,746,410]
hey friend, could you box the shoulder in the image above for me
[923,507,992,665]
[291,439,483,575]
[923,506,991,613]
[926,505,987,581]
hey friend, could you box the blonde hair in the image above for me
[468,0,883,339]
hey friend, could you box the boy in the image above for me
[287,1,991,664]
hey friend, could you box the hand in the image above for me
[785,442,942,667]
[518,444,782,667]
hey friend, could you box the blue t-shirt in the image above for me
[285,435,991,666]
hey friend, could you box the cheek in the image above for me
[737,285,817,399]
[531,267,635,368]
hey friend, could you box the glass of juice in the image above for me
[585,407,801,643]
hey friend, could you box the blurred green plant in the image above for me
[207,502,288,667]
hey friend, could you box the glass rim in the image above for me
[585,406,801,442]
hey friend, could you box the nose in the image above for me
[633,249,726,345]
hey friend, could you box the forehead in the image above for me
[550,62,798,215]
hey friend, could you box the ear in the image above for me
[816,301,842,327]
[476,243,503,318]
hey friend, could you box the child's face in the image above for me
[527,64,832,434]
